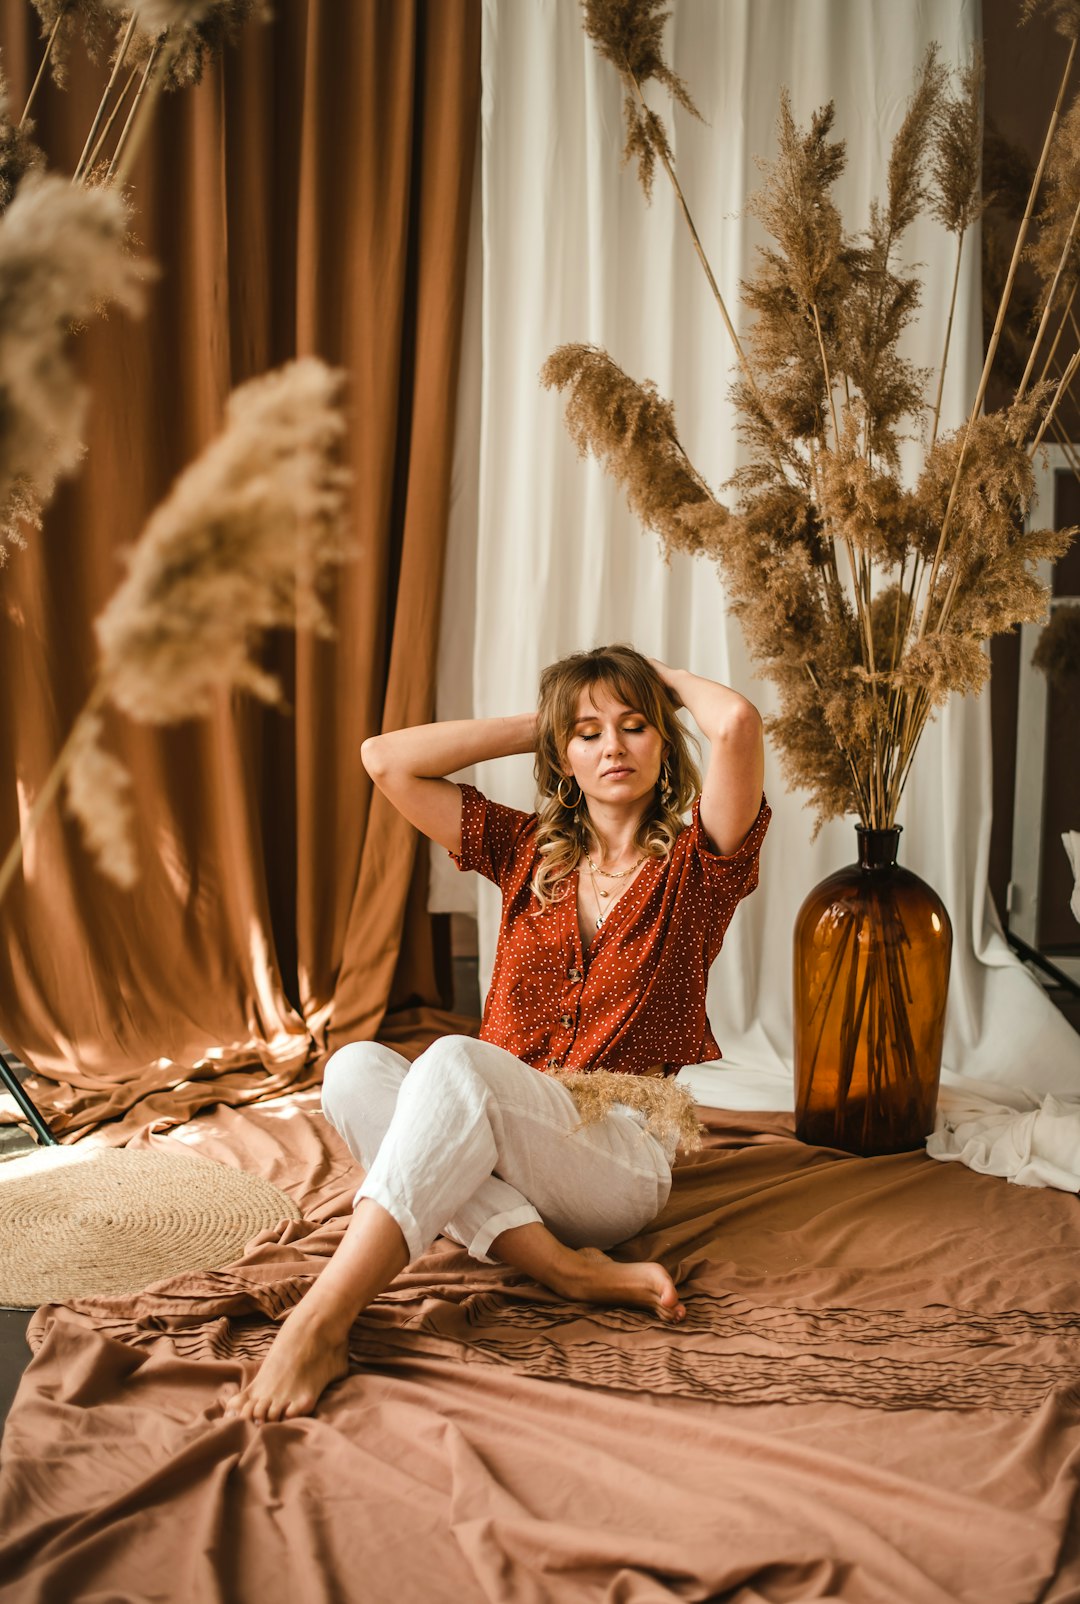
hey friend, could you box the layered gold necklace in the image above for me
[584,848,646,929]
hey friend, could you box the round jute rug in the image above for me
[0,1144,302,1310]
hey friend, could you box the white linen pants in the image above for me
[320,1034,676,1265]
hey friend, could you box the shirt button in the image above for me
[548,1058,561,1069]
[568,968,581,981]
[560,1014,573,1027]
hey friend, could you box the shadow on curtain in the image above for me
[0,0,480,1141]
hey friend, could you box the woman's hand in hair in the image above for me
[647,657,685,709]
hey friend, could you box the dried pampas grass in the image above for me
[547,1067,704,1152]
[540,344,717,557]
[581,0,701,200]
[0,73,44,211]
[29,1,117,90]
[551,12,1080,833]
[59,358,354,888]
[63,710,138,889]
[0,174,150,559]
[111,0,273,91]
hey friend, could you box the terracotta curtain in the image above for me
[0,0,480,1140]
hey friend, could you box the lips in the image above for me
[602,766,633,777]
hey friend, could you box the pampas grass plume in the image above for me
[0,174,150,558]
[0,73,44,211]
[541,342,717,555]
[29,1,117,89]
[581,0,701,198]
[63,710,138,889]
[63,358,354,885]
[110,0,273,90]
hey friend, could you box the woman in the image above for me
[224,646,769,1422]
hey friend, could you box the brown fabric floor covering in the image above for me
[1,1100,1078,1602]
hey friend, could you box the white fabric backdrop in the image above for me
[432,0,1080,1104]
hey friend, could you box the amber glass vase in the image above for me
[793,826,952,1156]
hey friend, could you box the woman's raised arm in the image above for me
[361,715,536,855]
[650,660,764,856]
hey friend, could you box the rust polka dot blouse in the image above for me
[450,784,771,1079]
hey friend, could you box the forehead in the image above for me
[573,682,643,723]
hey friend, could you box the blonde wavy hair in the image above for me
[532,644,701,908]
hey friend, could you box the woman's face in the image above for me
[562,681,665,812]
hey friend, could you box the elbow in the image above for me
[361,735,389,782]
[713,699,763,751]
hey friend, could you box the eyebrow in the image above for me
[573,710,644,724]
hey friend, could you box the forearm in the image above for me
[361,714,536,782]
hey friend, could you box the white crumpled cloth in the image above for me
[929,1078,1080,1192]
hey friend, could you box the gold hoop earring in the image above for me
[557,776,582,809]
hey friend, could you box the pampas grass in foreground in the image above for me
[0,173,150,558]
[0,358,352,901]
[56,356,354,888]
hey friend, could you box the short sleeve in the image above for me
[690,792,771,903]
[448,783,535,889]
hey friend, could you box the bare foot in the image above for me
[563,1246,686,1322]
[221,1308,350,1424]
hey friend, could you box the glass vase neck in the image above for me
[856,825,901,870]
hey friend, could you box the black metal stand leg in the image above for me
[0,1052,57,1146]
[1005,929,1080,998]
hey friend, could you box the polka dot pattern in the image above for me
[449,784,771,1078]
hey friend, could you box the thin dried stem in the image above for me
[626,76,773,438]
[1048,412,1080,475]
[1037,279,1078,388]
[930,232,966,446]
[811,302,841,448]
[108,36,163,184]
[1018,187,1080,397]
[83,64,139,178]
[72,12,137,183]
[20,6,67,127]
[1031,344,1080,452]
[0,678,109,908]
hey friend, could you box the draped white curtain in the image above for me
[433,0,1080,1102]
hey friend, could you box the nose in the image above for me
[603,725,625,757]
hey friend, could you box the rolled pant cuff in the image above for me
[352,1179,428,1264]
[469,1204,543,1265]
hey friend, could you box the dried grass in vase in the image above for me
[545,0,1080,1152]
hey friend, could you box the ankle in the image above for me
[555,1246,609,1298]
[285,1289,359,1345]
